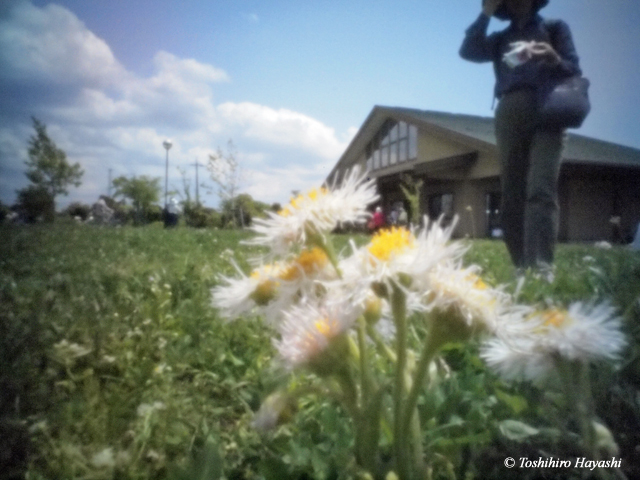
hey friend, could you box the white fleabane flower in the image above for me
[422,262,511,333]
[274,298,360,371]
[248,167,378,254]
[211,262,284,320]
[481,302,626,382]
[340,219,464,301]
[212,248,338,323]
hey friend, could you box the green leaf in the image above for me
[499,419,540,442]
[495,389,528,414]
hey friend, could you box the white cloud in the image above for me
[0,1,354,210]
[217,102,348,161]
[0,0,125,87]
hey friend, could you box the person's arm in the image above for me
[530,20,581,77]
[459,0,502,62]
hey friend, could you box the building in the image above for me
[327,106,640,242]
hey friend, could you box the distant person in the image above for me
[460,0,582,280]
[164,197,180,228]
[398,205,408,227]
[389,205,400,226]
[369,206,386,233]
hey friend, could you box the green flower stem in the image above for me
[409,407,426,479]
[334,362,359,416]
[366,324,397,363]
[305,226,342,278]
[391,283,411,480]
[335,364,373,472]
[401,333,439,454]
[357,316,372,402]
[359,384,387,474]
[577,361,597,461]
[347,335,361,363]
[558,359,599,467]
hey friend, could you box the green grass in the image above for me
[1,225,639,480]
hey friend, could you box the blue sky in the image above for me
[1,0,639,209]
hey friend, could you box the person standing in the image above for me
[370,206,386,233]
[459,0,582,279]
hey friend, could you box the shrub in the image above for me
[16,185,55,223]
[184,205,221,228]
[65,201,92,221]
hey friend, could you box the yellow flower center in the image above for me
[278,187,328,217]
[279,247,328,281]
[470,275,488,290]
[541,309,569,328]
[249,265,281,305]
[368,227,415,262]
[298,317,340,358]
[314,317,339,337]
[250,279,278,305]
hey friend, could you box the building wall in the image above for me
[561,166,640,242]
[563,174,614,242]
[334,113,640,243]
[417,128,474,164]
[468,151,500,179]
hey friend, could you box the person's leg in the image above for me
[495,92,536,268]
[524,128,565,267]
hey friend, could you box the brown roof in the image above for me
[332,106,640,178]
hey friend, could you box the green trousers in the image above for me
[495,89,565,269]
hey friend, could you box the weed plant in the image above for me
[0,225,639,479]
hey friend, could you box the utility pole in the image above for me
[162,140,173,209]
[191,160,205,206]
[108,168,112,197]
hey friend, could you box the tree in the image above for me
[24,117,84,204]
[207,140,246,227]
[221,193,269,228]
[17,185,55,223]
[112,175,161,224]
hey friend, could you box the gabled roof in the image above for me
[331,106,640,178]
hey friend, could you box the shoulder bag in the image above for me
[537,20,591,129]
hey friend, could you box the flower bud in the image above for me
[593,421,619,457]
[364,294,383,325]
[371,282,388,299]
[252,392,298,433]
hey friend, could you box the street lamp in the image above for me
[162,139,173,209]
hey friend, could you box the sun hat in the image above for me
[483,0,550,21]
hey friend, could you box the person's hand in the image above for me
[529,42,561,65]
[482,0,503,16]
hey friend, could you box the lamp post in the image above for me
[162,139,173,209]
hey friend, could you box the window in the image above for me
[365,119,418,171]
[408,125,418,160]
[389,141,398,165]
[399,139,407,162]
[381,145,389,167]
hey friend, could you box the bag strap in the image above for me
[543,19,561,52]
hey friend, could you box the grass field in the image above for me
[1,223,639,480]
